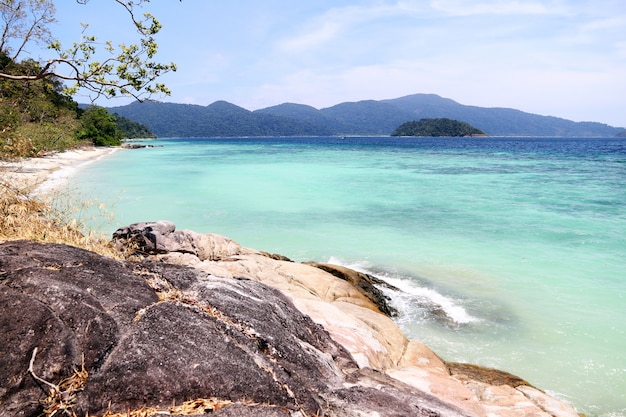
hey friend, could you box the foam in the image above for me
[326,257,479,325]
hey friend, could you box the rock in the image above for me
[212,403,292,416]
[120,144,162,149]
[104,221,585,417]
[446,362,532,388]
[305,262,399,317]
[112,220,251,260]
[189,253,411,371]
[121,143,147,149]
[0,240,472,417]
[516,386,581,417]
[0,240,158,417]
[111,222,398,319]
[259,250,293,262]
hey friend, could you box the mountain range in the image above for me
[107,93,625,138]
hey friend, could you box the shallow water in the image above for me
[69,136,626,416]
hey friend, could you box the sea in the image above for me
[66,136,626,417]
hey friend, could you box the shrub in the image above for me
[76,106,123,147]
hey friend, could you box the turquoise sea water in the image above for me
[69,137,626,416]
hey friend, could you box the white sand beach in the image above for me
[0,147,120,194]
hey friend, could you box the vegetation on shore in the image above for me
[1,1,168,160]
[115,114,157,139]
[0,178,121,258]
[391,118,486,137]
[0,55,157,158]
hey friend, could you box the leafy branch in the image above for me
[0,0,177,102]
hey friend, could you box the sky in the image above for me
[42,1,626,127]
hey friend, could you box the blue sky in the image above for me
[47,1,626,127]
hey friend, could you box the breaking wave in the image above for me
[326,257,480,327]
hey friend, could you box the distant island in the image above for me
[391,118,486,137]
[107,93,625,138]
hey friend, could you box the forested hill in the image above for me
[108,94,625,138]
[107,101,332,137]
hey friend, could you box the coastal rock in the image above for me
[113,224,410,371]
[0,240,472,417]
[105,221,583,417]
[120,143,162,149]
[305,262,399,317]
[112,220,251,260]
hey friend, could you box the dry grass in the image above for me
[0,173,122,259]
[28,348,89,417]
[99,398,235,417]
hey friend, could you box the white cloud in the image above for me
[578,15,626,45]
[429,0,559,16]
[276,3,422,55]
[277,21,343,53]
[236,51,626,127]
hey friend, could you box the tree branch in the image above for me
[0,0,176,102]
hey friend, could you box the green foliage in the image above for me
[1,0,176,101]
[1,54,83,158]
[0,0,173,158]
[77,106,123,146]
[391,118,486,137]
[114,114,156,138]
[14,110,82,151]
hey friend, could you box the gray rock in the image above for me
[0,240,470,417]
[112,220,248,261]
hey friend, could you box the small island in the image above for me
[391,118,486,137]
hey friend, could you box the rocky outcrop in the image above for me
[0,222,583,417]
[0,240,467,417]
[107,221,583,417]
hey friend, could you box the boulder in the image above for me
[0,240,470,417]
[112,221,250,260]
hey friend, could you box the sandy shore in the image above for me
[0,146,120,195]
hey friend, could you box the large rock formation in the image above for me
[0,240,466,417]
[0,222,583,416]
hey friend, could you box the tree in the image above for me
[1,55,83,157]
[77,106,123,146]
[0,0,177,102]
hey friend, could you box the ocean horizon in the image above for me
[68,136,626,417]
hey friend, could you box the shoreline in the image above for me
[0,146,120,194]
[0,145,587,416]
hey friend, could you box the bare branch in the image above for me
[28,347,59,393]
[10,1,55,61]
[0,0,56,61]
